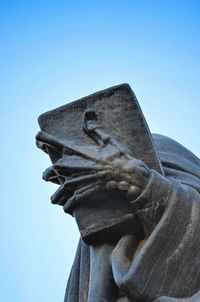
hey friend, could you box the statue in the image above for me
[36,84,200,302]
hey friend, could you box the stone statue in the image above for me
[36,84,200,302]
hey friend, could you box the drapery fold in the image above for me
[112,171,200,301]
[64,134,200,302]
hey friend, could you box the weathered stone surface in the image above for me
[36,84,200,302]
[36,84,163,243]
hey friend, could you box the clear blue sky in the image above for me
[0,1,199,301]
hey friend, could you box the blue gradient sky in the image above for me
[0,1,199,301]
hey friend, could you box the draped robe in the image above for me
[64,134,200,302]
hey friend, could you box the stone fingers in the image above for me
[50,172,106,205]
[63,182,104,214]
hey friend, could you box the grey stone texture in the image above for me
[36,84,200,301]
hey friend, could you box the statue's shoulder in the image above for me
[153,133,200,166]
[153,133,200,191]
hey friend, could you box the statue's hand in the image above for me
[41,109,150,214]
[81,109,150,194]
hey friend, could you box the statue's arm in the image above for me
[111,171,200,301]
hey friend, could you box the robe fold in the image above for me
[64,134,200,302]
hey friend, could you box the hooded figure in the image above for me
[36,84,200,302]
[64,133,200,302]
